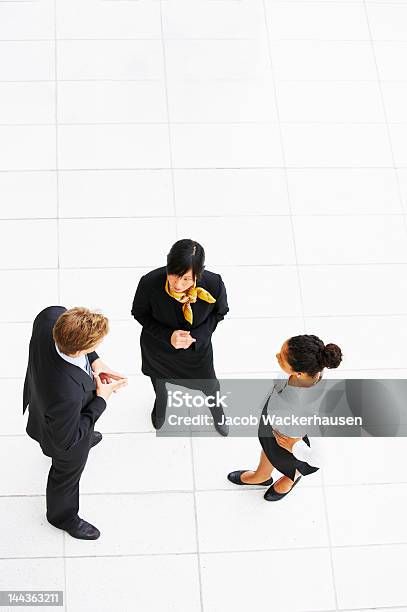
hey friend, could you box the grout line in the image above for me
[159,1,178,238]
[1,36,407,43]
[6,121,407,126]
[3,262,407,270]
[2,78,407,84]
[2,365,407,380]
[189,435,205,612]
[2,166,407,172]
[2,481,407,498]
[5,312,407,325]
[2,540,407,562]
[321,469,340,610]
[2,212,407,221]
[363,1,407,237]
[53,2,66,609]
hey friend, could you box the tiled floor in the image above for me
[1,1,407,611]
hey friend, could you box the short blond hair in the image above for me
[53,307,109,355]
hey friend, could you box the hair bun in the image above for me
[321,343,343,369]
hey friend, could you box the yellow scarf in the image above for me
[165,278,216,324]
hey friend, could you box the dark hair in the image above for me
[166,239,205,281]
[286,334,343,377]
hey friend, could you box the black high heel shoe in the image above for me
[228,470,274,486]
[264,475,302,501]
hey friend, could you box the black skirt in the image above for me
[258,404,319,481]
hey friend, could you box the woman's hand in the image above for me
[171,330,196,349]
[273,430,302,453]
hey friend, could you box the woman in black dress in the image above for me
[131,239,229,436]
[228,334,343,501]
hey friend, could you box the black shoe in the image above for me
[151,405,165,430]
[91,431,102,448]
[228,470,273,486]
[66,518,100,540]
[264,475,302,502]
[209,406,229,437]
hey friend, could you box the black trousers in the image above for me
[150,377,225,424]
[46,448,90,530]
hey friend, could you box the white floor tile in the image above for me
[266,1,370,41]
[382,82,407,123]
[56,0,161,39]
[200,548,336,612]
[0,437,50,496]
[0,558,64,612]
[58,124,171,169]
[322,438,407,485]
[213,317,304,374]
[165,38,271,80]
[197,487,328,552]
[174,169,288,216]
[218,265,302,318]
[64,492,196,556]
[81,433,193,493]
[333,544,407,609]
[89,320,141,375]
[397,169,407,214]
[326,483,407,546]
[0,127,56,171]
[0,220,57,268]
[271,40,377,80]
[0,83,55,125]
[57,40,164,80]
[0,172,56,219]
[300,264,407,316]
[2,379,29,436]
[167,78,278,123]
[293,215,407,264]
[59,218,175,268]
[367,2,407,41]
[286,168,402,215]
[177,216,295,265]
[0,41,54,81]
[162,0,266,39]
[276,82,385,123]
[59,170,173,218]
[389,123,407,166]
[0,270,58,321]
[305,314,407,370]
[59,268,147,321]
[375,41,407,80]
[281,123,393,168]
[65,555,201,612]
[171,123,283,168]
[0,322,32,377]
[58,81,167,124]
[0,0,54,40]
[95,375,154,434]
[0,497,63,559]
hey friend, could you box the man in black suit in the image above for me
[23,306,127,540]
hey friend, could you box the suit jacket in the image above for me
[131,266,229,380]
[23,306,106,460]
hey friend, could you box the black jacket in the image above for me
[23,306,106,459]
[131,266,229,380]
